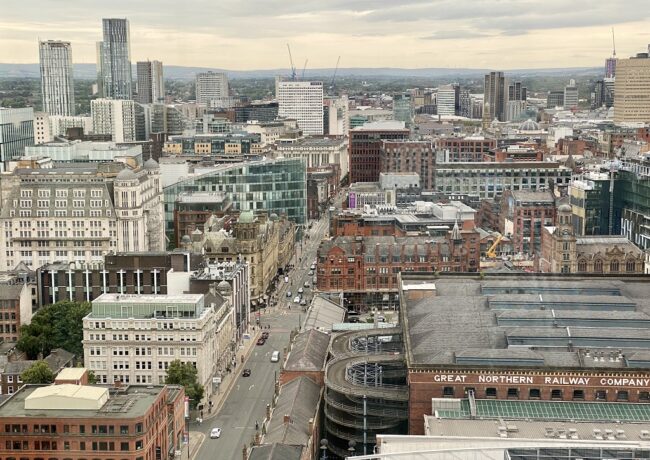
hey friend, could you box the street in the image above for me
[193,210,331,460]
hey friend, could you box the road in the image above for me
[193,211,331,460]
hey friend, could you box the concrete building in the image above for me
[36,251,196,306]
[33,112,51,145]
[435,135,496,163]
[173,192,233,247]
[564,79,579,110]
[0,107,35,172]
[233,102,279,123]
[275,137,348,179]
[276,80,324,135]
[547,90,565,109]
[25,140,143,163]
[97,18,132,100]
[163,132,262,156]
[500,190,556,257]
[324,95,349,135]
[392,93,414,127]
[0,383,185,460]
[83,293,231,398]
[483,71,506,127]
[436,85,456,116]
[0,160,164,271]
[349,121,409,184]
[48,115,93,137]
[136,60,164,104]
[195,71,229,105]
[614,52,650,124]
[38,40,75,116]
[0,283,31,343]
[380,141,435,189]
[91,99,136,142]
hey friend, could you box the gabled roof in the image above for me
[248,443,303,460]
[284,329,330,372]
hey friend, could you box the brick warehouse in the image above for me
[348,122,409,184]
[399,274,650,435]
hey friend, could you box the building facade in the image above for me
[275,137,348,179]
[380,141,435,189]
[91,99,136,143]
[349,122,409,184]
[0,108,35,172]
[435,136,496,162]
[483,71,506,127]
[564,79,579,110]
[195,71,228,105]
[97,18,132,100]
[136,60,164,104]
[0,284,31,343]
[33,112,51,145]
[614,53,650,124]
[277,80,324,135]
[39,40,75,116]
[500,190,556,256]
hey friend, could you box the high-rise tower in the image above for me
[136,60,164,104]
[98,18,132,99]
[39,40,75,116]
[482,71,506,128]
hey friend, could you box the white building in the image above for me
[49,115,93,137]
[91,99,136,142]
[0,159,164,270]
[25,140,143,163]
[39,40,75,116]
[83,291,235,399]
[34,112,51,144]
[564,79,579,110]
[195,71,229,105]
[436,85,456,116]
[324,95,349,135]
[276,80,324,135]
[275,137,348,178]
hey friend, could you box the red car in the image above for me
[256,337,266,346]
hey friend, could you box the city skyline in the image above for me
[0,0,649,70]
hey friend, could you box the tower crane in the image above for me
[286,44,297,81]
[330,56,341,90]
[301,59,308,79]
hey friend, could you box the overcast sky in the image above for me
[1,0,649,69]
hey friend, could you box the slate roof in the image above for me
[248,443,303,460]
[284,329,330,372]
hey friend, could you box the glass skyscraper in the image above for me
[98,18,132,100]
[39,40,75,116]
[0,107,35,172]
[163,157,307,240]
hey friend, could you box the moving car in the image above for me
[286,291,292,298]
[298,287,304,294]
[256,337,266,346]
[210,427,222,439]
[300,299,307,306]
[262,331,269,339]
[310,264,316,270]
[308,270,314,276]
[294,296,301,303]
[304,281,310,288]
[271,350,280,362]
[242,368,251,377]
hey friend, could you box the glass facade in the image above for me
[164,157,307,240]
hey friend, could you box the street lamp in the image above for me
[347,440,357,457]
[320,439,328,460]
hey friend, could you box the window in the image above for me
[639,391,649,402]
[610,260,619,272]
[617,390,629,401]
[572,389,585,400]
[626,259,636,272]
[442,387,454,397]
[120,426,128,435]
[577,259,587,272]
[551,389,562,400]
[135,423,143,434]
[486,387,497,398]
[507,388,519,398]
[135,440,143,450]
[595,390,607,401]
[120,443,129,452]
[594,259,603,273]
[528,388,541,399]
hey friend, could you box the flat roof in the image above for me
[55,368,88,381]
[93,293,204,304]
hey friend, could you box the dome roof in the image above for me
[558,204,572,213]
[116,168,137,181]
[519,118,540,131]
[269,213,279,221]
[238,211,255,224]
[181,235,191,244]
[143,158,159,170]
[216,280,232,293]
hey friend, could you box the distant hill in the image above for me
[0,63,602,80]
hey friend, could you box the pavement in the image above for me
[191,211,332,460]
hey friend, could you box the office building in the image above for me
[195,71,228,105]
[564,79,579,109]
[500,190,556,256]
[0,383,185,460]
[48,115,93,137]
[323,95,349,135]
[0,160,164,271]
[33,112,51,144]
[0,107,34,172]
[97,18,132,100]
[483,71,506,127]
[508,80,527,101]
[569,172,614,236]
[435,135,496,162]
[38,40,75,116]
[136,60,164,104]
[275,137,348,178]
[91,98,136,142]
[348,121,409,184]
[546,90,565,108]
[276,80,324,135]
[392,93,414,126]
[380,140,435,189]
[436,85,456,116]
[614,52,650,124]
[25,140,143,163]
[163,132,262,156]
[83,293,231,397]
[233,102,279,123]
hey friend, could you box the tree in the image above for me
[87,370,98,385]
[165,360,204,408]
[21,361,55,384]
[17,301,91,359]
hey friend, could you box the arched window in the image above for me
[578,259,587,272]
[626,259,636,272]
[610,260,619,272]
[594,259,603,273]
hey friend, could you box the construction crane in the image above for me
[286,44,297,81]
[330,56,341,90]
[301,59,308,79]
[486,233,503,259]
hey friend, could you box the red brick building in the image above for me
[348,124,409,184]
[0,384,185,460]
[380,141,435,189]
[499,189,556,256]
[0,284,31,343]
[434,136,496,162]
[173,192,233,246]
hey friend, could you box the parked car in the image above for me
[308,270,314,276]
[300,299,307,306]
[242,368,251,377]
[304,281,310,288]
[310,264,316,270]
[256,337,266,346]
[271,351,280,362]
[262,331,269,339]
[210,427,222,439]
[294,296,301,303]
[286,291,292,298]
[298,287,304,294]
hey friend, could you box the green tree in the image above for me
[21,361,55,384]
[17,301,91,359]
[87,370,98,385]
[165,360,204,408]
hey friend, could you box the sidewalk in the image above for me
[186,431,205,460]
[204,330,259,420]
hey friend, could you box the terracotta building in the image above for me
[500,189,556,256]
[0,383,185,460]
[173,191,233,247]
[435,136,496,162]
[348,122,409,184]
[540,204,645,274]
[380,140,435,189]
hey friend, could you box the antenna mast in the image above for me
[612,27,616,57]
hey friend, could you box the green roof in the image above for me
[437,399,650,423]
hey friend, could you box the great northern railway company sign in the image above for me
[431,373,650,387]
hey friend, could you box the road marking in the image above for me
[248,384,255,391]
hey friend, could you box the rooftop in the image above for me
[284,329,330,372]
[352,121,407,131]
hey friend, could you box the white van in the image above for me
[271,350,280,362]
